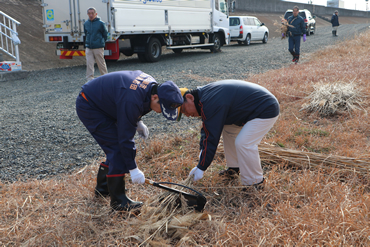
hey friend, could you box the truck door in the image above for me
[213,0,229,31]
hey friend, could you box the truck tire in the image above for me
[307,26,311,36]
[145,37,162,62]
[210,33,222,53]
[172,48,183,54]
[138,53,147,62]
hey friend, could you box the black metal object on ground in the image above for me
[145,179,207,212]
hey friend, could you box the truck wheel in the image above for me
[262,33,268,43]
[307,26,311,36]
[244,34,251,46]
[138,53,147,62]
[172,48,183,54]
[210,34,221,53]
[145,37,162,62]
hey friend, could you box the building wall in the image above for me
[234,0,368,17]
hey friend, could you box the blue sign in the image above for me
[46,9,54,22]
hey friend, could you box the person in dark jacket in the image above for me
[84,7,108,82]
[331,10,340,36]
[287,6,306,63]
[76,70,183,211]
[178,80,279,189]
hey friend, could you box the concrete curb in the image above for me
[0,70,30,82]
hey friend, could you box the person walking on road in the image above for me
[84,7,108,82]
[177,80,279,190]
[331,10,340,37]
[76,71,183,212]
[287,6,306,64]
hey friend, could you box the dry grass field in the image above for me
[1,31,370,246]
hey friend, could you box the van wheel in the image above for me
[244,34,251,46]
[145,37,162,62]
[210,34,222,53]
[306,26,311,36]
[173,48,183,54]
[138,53,147,62]
[262,33,268,43]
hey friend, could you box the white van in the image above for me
[229,16,269,45]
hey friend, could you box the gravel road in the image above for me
[1,23,369,182]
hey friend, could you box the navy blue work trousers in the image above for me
[288,35,301,55]
[76,94,129,176]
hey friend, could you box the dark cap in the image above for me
[157,81,183,121]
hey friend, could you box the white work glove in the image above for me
[189,167,204,182]
[137,121,149,140]
[129,168,145,184]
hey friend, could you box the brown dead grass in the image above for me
[248,30,370,157]
[1,30,370,246]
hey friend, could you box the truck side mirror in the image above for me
[261,23,265,26]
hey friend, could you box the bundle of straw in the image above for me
[259,143,370,174]
[273,16,294,39]
[300,81,367,116]
[136,176,210,246]
[216,141,370,174]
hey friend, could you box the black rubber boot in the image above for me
[332,30,335,36]
[95,162,109,197]
[290,51,296,62]
[107,176,143,212]
[294,55,299,64]
[219,167,240,179]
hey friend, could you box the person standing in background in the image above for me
[331,10,340,37]
[286,6,306,64]
[84,7,108,82]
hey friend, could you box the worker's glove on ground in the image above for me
[129,168,145,184]
[137,121,149,140]
[303,34,306,42]
[189,167,204,182]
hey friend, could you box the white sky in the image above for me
[283,0,369,11]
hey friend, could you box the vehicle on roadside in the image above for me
[229,16,269,45]
[284,9,316,36]
[41,0,230,63]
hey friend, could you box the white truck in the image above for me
[41,0,230,62]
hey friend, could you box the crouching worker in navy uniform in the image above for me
[177,80,279,190]
[76,70,183,212]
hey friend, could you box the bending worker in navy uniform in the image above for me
[76,71,183,211]
[178,80,279,188]
[287,6,306,64]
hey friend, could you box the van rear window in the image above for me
[284,12,292,19]
[229,18,240,26]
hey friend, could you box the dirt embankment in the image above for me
[1,0,369,71]
[1,0,86,71]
